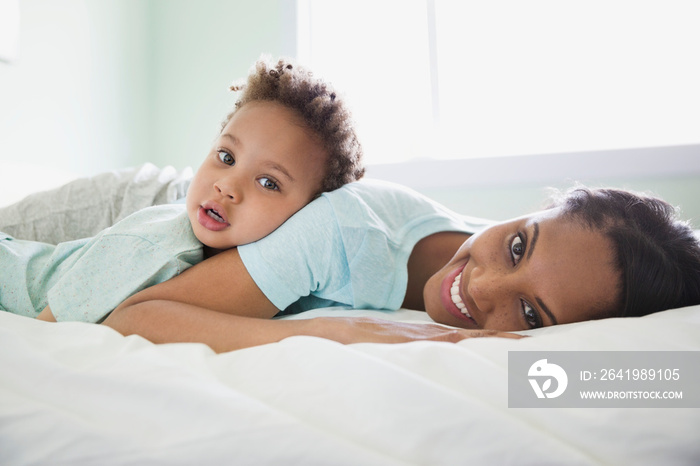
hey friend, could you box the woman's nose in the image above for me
[468,267,507,314]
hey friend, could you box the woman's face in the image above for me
[423,208,620,331]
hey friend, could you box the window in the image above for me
[0,0,20,63]
[297,0,700,165]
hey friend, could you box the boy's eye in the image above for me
[217,150,235,165]
[258,177,279,191]
[510,234,525,265]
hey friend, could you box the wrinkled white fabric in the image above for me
[1,307,699,465]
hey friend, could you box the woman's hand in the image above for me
[307,316,525,345]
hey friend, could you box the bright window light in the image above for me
[297,0,700,165]
[298,0,433,164]
[0,0,20,63]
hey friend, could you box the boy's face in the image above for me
[187,101,328,250]
[423,208,620,331]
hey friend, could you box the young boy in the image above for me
[0,57,363,323]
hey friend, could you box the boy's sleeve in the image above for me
[238,197,348,311]
[47,234,197,323]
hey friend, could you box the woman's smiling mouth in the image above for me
[450,271,472,318]
[440,265,477,325]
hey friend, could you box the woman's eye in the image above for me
[217,150,235,166]
[258,177,279,191]
[510,234,525,265]
[521,300,542,329]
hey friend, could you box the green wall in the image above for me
[147,0,296,171]
[0,0,294,177]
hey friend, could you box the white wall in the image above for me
[367,144,700,227]
[1,0,699,227]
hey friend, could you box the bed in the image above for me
[1,165,699,465]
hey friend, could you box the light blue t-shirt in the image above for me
[238,179,491,315]
[0,204,203,323]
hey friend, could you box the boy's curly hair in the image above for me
[224,57,364,193]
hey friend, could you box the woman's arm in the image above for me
[102,247,522,352]
[103,299,522,353]
[103,246,282,348]
[104,299,311,352]
[114,247,280,317]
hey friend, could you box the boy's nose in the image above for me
[214,180,242,203]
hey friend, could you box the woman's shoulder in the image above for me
[325,179,427,202]
[322,179,465,230]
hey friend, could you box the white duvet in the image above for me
[1,165,699,464]
[1,306,699,465]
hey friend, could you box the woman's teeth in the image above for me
[206,209,224,223]
[450,272,472,318]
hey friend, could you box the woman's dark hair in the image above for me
[552,187,700,318]
[224,56,364,193]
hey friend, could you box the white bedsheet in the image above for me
[1,307,699,465]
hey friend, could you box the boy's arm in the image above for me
[37,306,57,322]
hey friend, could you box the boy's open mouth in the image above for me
[197,202,230,231]
[206,208,225,223]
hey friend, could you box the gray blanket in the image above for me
[0,163,192,244]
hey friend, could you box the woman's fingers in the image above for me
[458,329,527,340]
[314,317,525,344]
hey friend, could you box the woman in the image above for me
[100,179,700,352]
